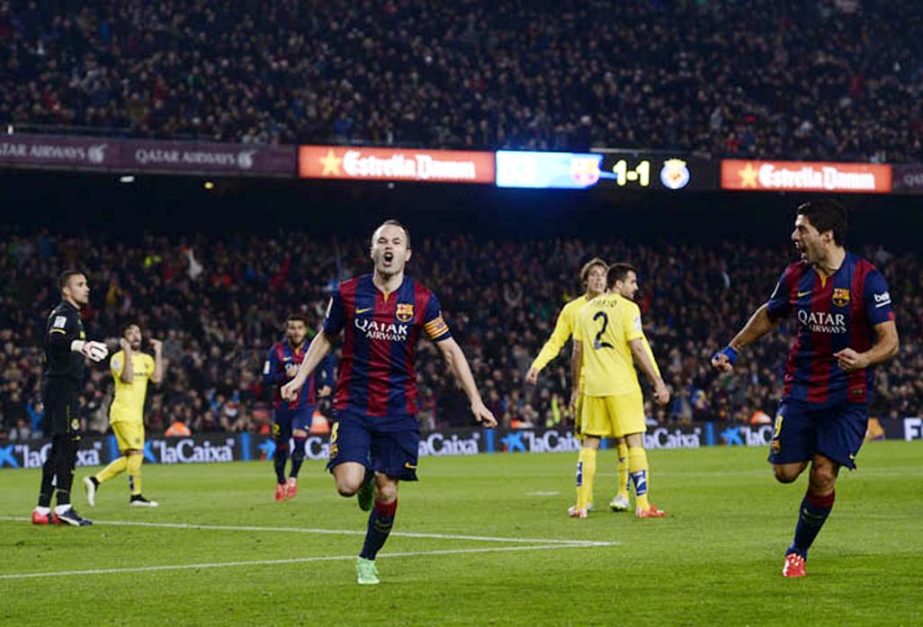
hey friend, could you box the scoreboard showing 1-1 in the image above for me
[494,150,718,191]
[595,153,718,191]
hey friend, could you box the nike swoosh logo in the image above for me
[356,308,372,314]
[797,291,811,298]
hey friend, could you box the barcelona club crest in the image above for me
[396,303,415,323]
[832,288,850,308]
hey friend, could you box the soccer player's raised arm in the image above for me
[150,339,164,384]
[436,337,497,428]
[118,338,134,384]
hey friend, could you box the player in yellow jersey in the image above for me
[526,258,608,508]
[601,262,663,512]
[570,264,670,519]
[84,323,163,507]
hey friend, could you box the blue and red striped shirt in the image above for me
[766,252,894,407]
[323,274,451,418]
[263,340,333,412]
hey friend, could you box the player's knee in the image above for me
[773,465,800,484]
[375,482,398,504]
[810,466,838,492]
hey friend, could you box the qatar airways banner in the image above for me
[299,145,495,184]
[721,160,892,193]
[0,134,295,177]
[0,134,117,171]
[121,139,294,177]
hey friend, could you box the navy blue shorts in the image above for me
[273,407,313,440]
[768,399,868,470]
[326,411,420,481]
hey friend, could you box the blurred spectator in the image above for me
[0,1,920,161]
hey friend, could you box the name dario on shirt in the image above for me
[797,310,847,334]
[355,318,410,342]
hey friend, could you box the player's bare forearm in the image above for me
[121,344,134,384]
[291,331,333,387]
[629,339,664,389]
[729,304,778,351]
[571,340,583,395]
[151,341,164,384]
[836,320,899,371]
[438,338,483,406]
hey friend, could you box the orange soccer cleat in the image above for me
[782,553,807,578]
[285,477,298,500]
[274,484,287,502]
[635,504,667,518]
[567,505,588,519]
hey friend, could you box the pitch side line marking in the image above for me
[0,543,617,581]
[0,516,614,547]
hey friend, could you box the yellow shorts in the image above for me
[112,421,145,452]
[581,393,646,438]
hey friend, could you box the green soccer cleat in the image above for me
[357,472,375,511]
[356,557,380,585]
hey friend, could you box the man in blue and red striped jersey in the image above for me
[281,220,497,585]
[712,199,899,578]
[263,312,333,501]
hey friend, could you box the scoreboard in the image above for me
[495,150,718,191]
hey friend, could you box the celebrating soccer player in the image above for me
[281,220,497,585]
[712,199,899,578]
[84,323,163,507]
[526,258,608,509]
[571,264,670,519]
[262,313,333,501]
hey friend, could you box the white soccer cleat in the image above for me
[130,495,159,507]
[608,494,631,512]
[567,505,588,519]
[83,476,97,507]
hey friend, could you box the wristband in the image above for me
[70,340,86,353]
[714,346,738,365]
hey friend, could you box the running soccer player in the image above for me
[712,199,899,578]
[84,323,162,507]
[281,220,497,585]
[605,262,662,512]
[526,258,608,508]
[262,313,334,501]
[571,265,670,519]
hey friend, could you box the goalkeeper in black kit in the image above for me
[32,271,109,527]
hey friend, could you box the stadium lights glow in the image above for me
[119,175,135,184]
[203,180,215,190]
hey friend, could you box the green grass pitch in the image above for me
[1,441,921,625]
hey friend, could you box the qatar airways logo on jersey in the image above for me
[797,310,847,334]
[354,319,410,342]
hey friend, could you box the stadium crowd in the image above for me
[2,1,922,162]
[1,229,921,439]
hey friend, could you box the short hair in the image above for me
[375,219,411,249]
[286,313,309,326]
[608,262,638,286]
[579,257,608,284]
[121,322,140,337]
[797,199,848,245]
[58,270,84,291]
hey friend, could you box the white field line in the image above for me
[0,543,617,581]
[0,516,613,547]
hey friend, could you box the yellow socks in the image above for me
[576,447,597,510]
[95,456,128,484]
[126,454,143,496]
[617,440,630,499]
[628,447,650,511]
